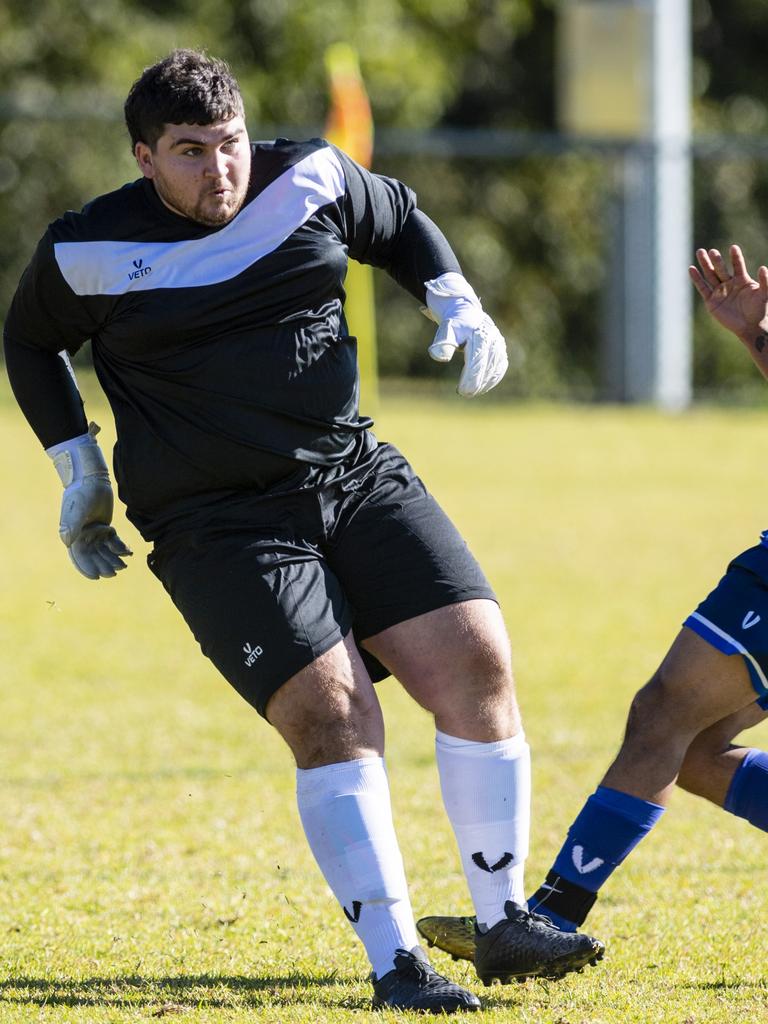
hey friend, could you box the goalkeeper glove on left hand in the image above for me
[46,424,132,580]
[424,272,508,397]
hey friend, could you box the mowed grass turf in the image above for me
[1,375,768,1022]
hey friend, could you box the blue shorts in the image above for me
[684,543,768,709]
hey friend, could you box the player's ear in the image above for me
[135,141,155,179]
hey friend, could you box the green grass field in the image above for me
[2,376,768,1022]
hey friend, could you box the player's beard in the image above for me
[152,172,247,227]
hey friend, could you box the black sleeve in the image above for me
[333,146,461,302]
[3,339,87,449]
[385,208,461,300]
[3,230,96,448]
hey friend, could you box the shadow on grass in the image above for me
[680,978,768,992]
[0,972,372,1010]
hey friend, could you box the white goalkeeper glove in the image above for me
[46,423,132,580]
[423,272,508,397]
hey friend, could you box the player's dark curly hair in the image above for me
[124,49,244,150]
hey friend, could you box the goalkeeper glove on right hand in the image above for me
[46,424,132,580]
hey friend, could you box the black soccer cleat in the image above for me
[417,914,478,962]
[474,900,605,985]
[371,946,481,1013]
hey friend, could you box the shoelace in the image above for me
[504,904,555,931]
[397,954,449,989]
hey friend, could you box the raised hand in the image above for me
[424,272,508,397]
[689,245,768,343]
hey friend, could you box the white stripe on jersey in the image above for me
[54,146,346,296]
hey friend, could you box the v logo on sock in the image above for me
[343,900,362,923]
[471,851,514,873]
[571,845,604,875]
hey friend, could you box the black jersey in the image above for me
[4,139,459,540]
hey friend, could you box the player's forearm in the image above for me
[3,334,88,447]
[386,209,462,302]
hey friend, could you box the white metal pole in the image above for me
[619,0,692,408]
[651,0,692,409]
[559,0,692,407]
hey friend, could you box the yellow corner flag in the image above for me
[324,43,378,408]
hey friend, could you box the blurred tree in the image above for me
[1,0,767,400]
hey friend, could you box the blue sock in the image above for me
[724,749,768,831]
[528,785,665,931]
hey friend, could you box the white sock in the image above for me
[296,756,419,979]
[436,729,531,930]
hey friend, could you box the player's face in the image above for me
[135,117,250,227]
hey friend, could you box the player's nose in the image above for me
[203,149,230,179]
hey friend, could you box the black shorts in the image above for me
[147,443,496,717]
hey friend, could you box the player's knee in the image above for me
[451,631,515,716]
[267,645,384,767]
[624,660,702,749]
[624,670,675,741]
[445,635,518,736]
[456,605,513,685]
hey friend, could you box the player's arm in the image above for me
[3,238,132,580]
[389,210,508,397]
[690,244,768,381]
[335,147,508,397]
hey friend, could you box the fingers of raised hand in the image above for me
[729,244,749,280]
[707,248,731,281]
[694,248,726,289]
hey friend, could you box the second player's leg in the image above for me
[677,701,767,804]
[528,628,761,933]
[602,626,759,802]
[678,702,768,836]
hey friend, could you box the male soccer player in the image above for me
[3,50,602,1012]
[418,243,768,961]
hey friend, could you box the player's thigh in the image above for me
[636,627,758,734]
[363,600,516,725]
[634,547,768,733]
[147,530,352,719]
[327,443,499,666]
[671,548,768,716]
